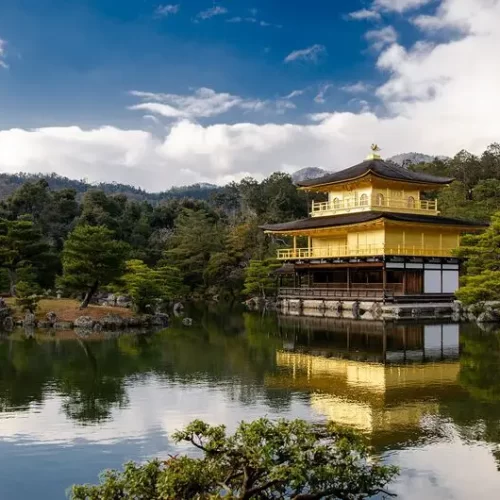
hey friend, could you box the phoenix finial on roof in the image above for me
[366,144,382,160]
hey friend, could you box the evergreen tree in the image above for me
[70,418,398,500]
[59,224,129,308]
[455,212,500,304]
[243,259,281,299]
[165,209,223,291]
[119,259,185,313]
[0,216,49,295]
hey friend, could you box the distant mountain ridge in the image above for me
[291,167,330,182]
[387,152,449,166]
[0,172,219,203]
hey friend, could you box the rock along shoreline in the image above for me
[0,310,169,332]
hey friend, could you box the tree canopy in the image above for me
[59,225,129,308]
[455,212,500,304]
[70,418,398,500]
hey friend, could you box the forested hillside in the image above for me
[0,143,498,305]
[0,172,219,203]
[409,143,500,221]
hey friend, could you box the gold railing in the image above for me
[311,196,438,217]
[277,245,454,260]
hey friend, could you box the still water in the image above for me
[1,307,500,499]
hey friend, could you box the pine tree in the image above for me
[0,216,49,295]
[455,212,500,304]
[59,224,129,308]
[243,259,280,299]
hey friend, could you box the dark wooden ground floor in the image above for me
[277,256,461,302]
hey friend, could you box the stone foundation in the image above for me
[279,297,459,321]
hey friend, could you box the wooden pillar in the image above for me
[347,267,351,293]
[382,264,387,302]
[382,328,387,364]
[308,236,312,258]
[293,235,297,257]
[403,267,407,295]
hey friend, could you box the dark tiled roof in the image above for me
[296,159,454,187]
[260,211,487,232]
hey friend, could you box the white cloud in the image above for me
[284,44,327,63]
[366,25,398,50]
[143,114,162,125]
[155,4,180,17]
[283,89,305,99]
[196,5,228,20]
[411,0,482,32]
[0,0,498,192]
[347,9,382,21]
[341,82,372,93]
[129,87,267,119]
[373,0,434,12]
[276,100,296,114]
[226,16,256,24]
[0,38,8,69]
[314,84,333,104]
[226,16,281,27]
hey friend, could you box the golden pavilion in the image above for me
[261,146,486,302]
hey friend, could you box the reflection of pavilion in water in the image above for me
[266,316,464,447]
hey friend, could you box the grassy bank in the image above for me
[4,298,133,322]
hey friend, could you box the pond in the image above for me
[1,306,500,499]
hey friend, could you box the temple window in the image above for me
[359,193,368,206]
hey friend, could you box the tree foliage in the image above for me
[15,279,42,313]
[119,259,185,313]
[410,142,500,220]
[243,260,281,299]
[455,212,500,304]
[59,225,129,308]
[0,216,49,295]
[70,418,398,500]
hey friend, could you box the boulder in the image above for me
[24,312,36,327]
[54,320,74,329]
[127,317,142,327]
[0,304,12,321]
[116,295,132,307]
[138,315,154,327]
[151,313,169,327]
[2,316,14,331]
[477,309,500,323]
[182,317,193,326]
[100,314,125,330]
[46,311,57,324]
[93,322,103,332]
[74,316,94,328]
[37,320,53,328]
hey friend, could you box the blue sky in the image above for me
[0,0,390,128]
[0,0,498,189]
